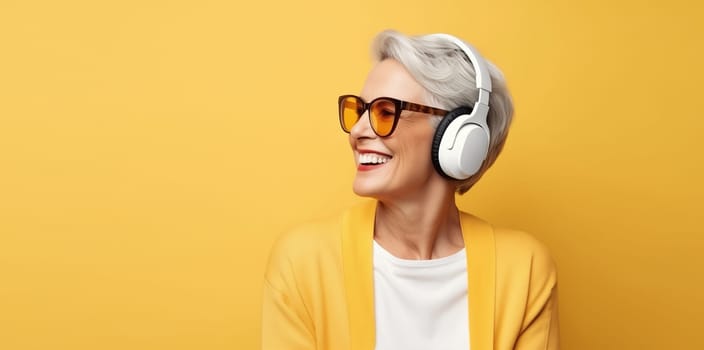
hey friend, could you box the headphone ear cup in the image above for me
[431,107,473,179]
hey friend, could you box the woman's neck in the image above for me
[373,187,464,260]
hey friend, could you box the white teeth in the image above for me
[359,153,390,165]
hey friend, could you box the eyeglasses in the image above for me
[338,95,449,137]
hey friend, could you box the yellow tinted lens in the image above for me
[340,97,362,132]
[370,99,397,136]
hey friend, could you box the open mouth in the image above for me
[358,153,392,166]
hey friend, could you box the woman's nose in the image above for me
[349,110,375,140]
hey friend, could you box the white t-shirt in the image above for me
[373,240,470,350]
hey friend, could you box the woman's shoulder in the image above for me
[269,200,375,257]
[494,227,554,261]
[459,210,557,278]
[264,213,344,287]
[271,214,343,255]
[459,211,554,261]
[492,226,558,288]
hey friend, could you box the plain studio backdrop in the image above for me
[0,0,702,349]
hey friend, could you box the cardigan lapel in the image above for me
[341,200,377,350]
[342,201,496,350]
[460,211,496,350]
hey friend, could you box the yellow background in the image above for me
[1,0,702,349]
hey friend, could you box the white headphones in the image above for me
[427,34,492,181]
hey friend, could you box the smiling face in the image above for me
[349,59,447,201]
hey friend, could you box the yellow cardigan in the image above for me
[262,200,560,350]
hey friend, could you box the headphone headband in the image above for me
[425,33,492,105]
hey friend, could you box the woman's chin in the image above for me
[352,178,388,199]
[352,183,380,198]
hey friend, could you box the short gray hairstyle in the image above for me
[371,29,514,194]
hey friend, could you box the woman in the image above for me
[262,30,559,350]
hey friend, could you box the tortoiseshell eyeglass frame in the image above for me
[338,94,449,137]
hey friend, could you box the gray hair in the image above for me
[371,30,514,194]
